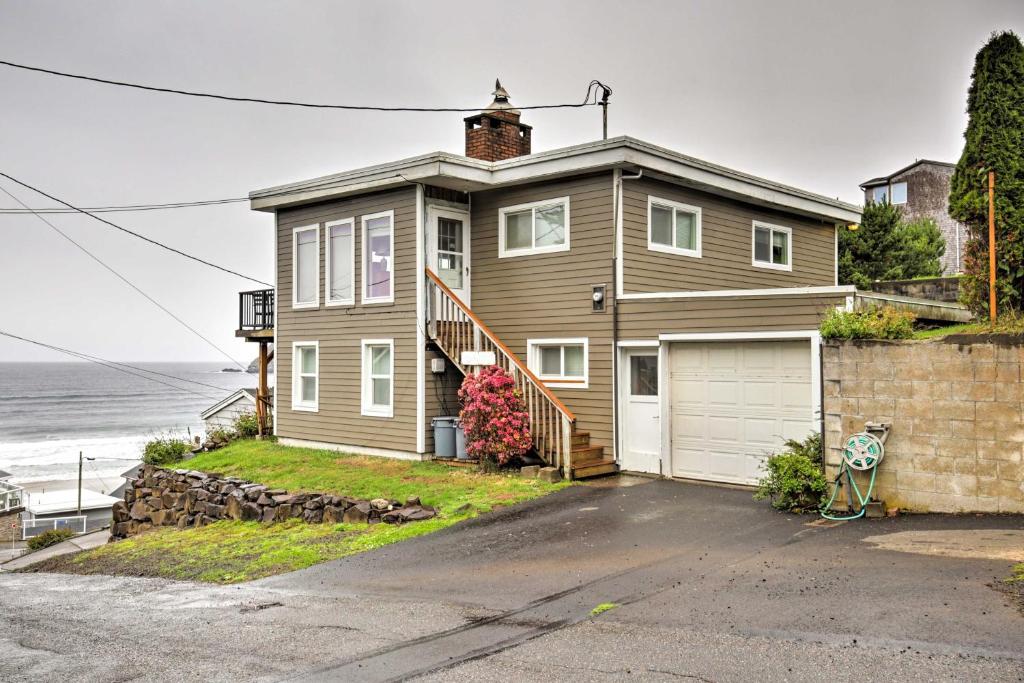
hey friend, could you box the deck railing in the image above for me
[0,480,25,513]
[425,268,575,472]
[21,515,86,540]
[239,289,275,330]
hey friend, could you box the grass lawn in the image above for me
[24,440,568,584]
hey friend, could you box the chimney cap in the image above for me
[486,78,519,115]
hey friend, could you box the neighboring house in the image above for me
[108,464,143,502]
[23,488,120,535]
[201,388,270,432]
[859,160,966,274]
[242,82,860,485]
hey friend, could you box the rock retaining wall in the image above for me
[823,337,1024,513]
[111,465,436,539]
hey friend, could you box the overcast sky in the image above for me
[1,0,1022,363]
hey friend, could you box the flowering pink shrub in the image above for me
[458,365,532,465]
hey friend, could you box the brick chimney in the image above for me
[464,79,532,162]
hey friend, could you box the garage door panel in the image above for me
[669,340,814,486]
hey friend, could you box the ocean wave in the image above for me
[0,434,150,483]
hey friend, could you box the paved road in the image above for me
[1,478,1022,682]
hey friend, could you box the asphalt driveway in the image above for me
[2,477,1022,682]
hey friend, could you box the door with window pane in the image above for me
[427,207,470,315]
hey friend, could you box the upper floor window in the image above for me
[648,196,701,257]
[890,181,907,205]
[871,186,888,204]
[326,218,354,306]
[498,197,570,258]
[752,222,792,271]
[361,339,394,417]
[291,341,319,412]
[527,338,588,389]
[362,211,394,304]
[871,182,907,205]
[293,225,319,309]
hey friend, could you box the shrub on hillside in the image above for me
[819,306,915,340]
[458,366,532,466]
[27,527,76,551]
[754,433,827,512]
[233,411,261,438]
[142,435,193,465]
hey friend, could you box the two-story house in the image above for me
[242,83,860,485]
[859,160,966,274]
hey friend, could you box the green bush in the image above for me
[27,527,76,551]
[754,433,827,512]
[819,306,915,340]
[233,411,260,438]
[142,435,193,465]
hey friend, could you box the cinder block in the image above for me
[932,400,976,421]
[953,382,995,402]
[934,437,977,459]
[977,440,1022,462]
[898,471,937,493]
[895,398,932,420]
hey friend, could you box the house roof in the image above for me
[860,159,956,189]
[250,136,861,224]
[0,469,12,480]
[27,488,121,515]
[200,387,259,420]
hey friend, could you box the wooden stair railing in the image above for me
[425,268,575,474]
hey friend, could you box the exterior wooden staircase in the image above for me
[426,268,617,479]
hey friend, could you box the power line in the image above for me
[0,197,248,214]
[0,59,607,113]
[0,329,223,401]
[0,184,250,371]
[0,172,271,287]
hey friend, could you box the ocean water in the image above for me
[0,362,267,486]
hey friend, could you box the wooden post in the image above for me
[257,341,269,436]
[988,170,997,324]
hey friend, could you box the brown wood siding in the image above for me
[622,177,837,293]
[423,349,461,453]
[276,187,419,453]
[469,173,616,454]
[617,294,848,339]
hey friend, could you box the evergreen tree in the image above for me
[838,201,943,288]
[888,218,946,281]
[949,31,1024,316]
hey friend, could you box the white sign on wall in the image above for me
[461,351,497,367]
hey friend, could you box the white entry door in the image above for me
[427,207,470,304]
[619,348,661,473]
[669,340,814,485]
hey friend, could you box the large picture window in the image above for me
[291,342,319,412]
[362,211,394,304]
[648,196,701,257]
[326,218,354,306]
[293,225,319,308]
[361,339,394,417]
[527,338,588,389]
[752,222,792,271]
[498,197,570,257]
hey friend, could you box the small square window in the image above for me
[752,222,792,271]
[499,198,570,257]
[647,197,701,257]
[528,339,588,388]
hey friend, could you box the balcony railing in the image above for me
[0,480,25,513]
[239,289,274,331]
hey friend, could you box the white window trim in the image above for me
[498,196,571,258]
[361,210,395,305]
[292,225,320,309]
[361,338,394,418]
[526,337,589,389]
[751,221,793,272]
[890,181,908,205]
[325,218,355,307]
[647,195,702,258]
[291,341,319,413]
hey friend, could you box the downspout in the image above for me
[612,167,643,465]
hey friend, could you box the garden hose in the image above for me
[821,426,888,521]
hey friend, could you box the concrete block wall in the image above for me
[823,338,1024,513]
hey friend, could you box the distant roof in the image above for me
[27,488,121,515]
[200,387,266,420]
[251,136,861,224]
[860,159,956,189]
[0,469,12,480]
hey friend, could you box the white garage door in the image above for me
[669,340,815,485]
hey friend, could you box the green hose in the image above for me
[821,462,878,520]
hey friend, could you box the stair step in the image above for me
[570,445,604,462]
[571,458,619,479]
[571,431,591,447]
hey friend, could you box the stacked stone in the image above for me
[111,465,436,539]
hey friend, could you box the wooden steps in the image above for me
[568,428,618,480]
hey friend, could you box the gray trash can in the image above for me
[432,417,457,458]
[454,418,469,460]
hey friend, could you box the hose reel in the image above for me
[822,422,890,521]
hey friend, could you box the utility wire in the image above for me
[0,197,248,214]
[0,172,271,287]
[0,329,222,401]
[0,59,607,113]
[0,184,249,371]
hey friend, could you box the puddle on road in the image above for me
[861,529,1024,562]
